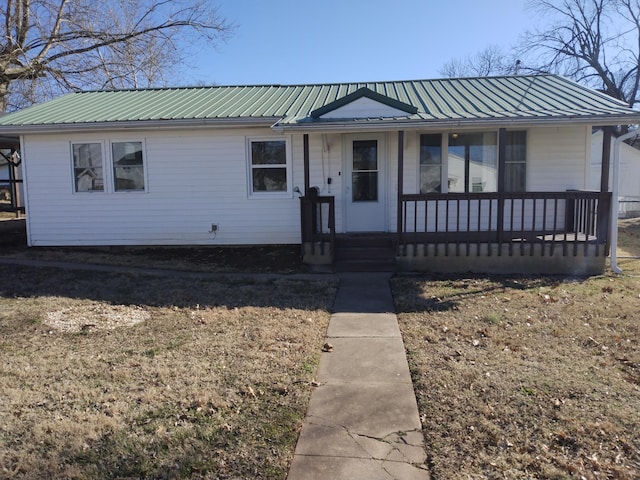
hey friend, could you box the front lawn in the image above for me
[0,265,336,479]
[392,218,640,479]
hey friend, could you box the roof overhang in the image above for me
[271,114,640,134]
[0,117,283,135]
[4,114,639,137]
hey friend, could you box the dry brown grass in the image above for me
[0,265,336,479]
[392,218,640,479]
[3,218,640,479]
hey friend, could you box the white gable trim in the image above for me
[319,97,413,119]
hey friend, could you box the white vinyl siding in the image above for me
[20,125,592,245]
[527,126,589,191]
[23,129,302,246]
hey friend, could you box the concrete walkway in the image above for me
[287,273,429,480]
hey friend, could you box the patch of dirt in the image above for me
[45,303,150,333]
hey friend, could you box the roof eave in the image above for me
[0,116,283,135]
[271,114,640,133]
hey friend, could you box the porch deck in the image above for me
[301,190,612,275]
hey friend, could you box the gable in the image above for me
[310,87,418,119]
[316,96,414,119]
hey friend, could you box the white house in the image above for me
[1,75,639,274]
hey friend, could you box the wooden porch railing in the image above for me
[399,191,611,257]
[1,149,23,217]
[0,177,24,216]
[300,193,335,257]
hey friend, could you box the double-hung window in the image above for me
[112,141,145,191]
[72,142,105,192]
[504,131,527,192]
[419,134,442,193]
[248,138,291,196]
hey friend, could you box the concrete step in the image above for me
[334,235,397,272]
[334,258,396,272]
[335,234,394,249]
[335,246,395,261]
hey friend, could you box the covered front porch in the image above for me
[299,129,615,275]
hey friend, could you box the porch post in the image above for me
[397,131,404,245]
[303,134,310,195]
[600,127,612,193]
[496,128,506,246]
[598,127,613,251]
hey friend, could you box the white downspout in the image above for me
[610,129,638,274]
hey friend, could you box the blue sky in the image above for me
[188,0,533,86]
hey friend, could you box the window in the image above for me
[419,134,442,193]
[72,142,104,192]
[448,132,498,193]
[352,140,378,201]
[419,131,526,193]
[248,139,290,195]
[71,139,146,193]
[112,141,145,191]
[504,131,526,192]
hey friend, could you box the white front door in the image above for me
[344,134,387,232]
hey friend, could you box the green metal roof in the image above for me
[1,75,638,132]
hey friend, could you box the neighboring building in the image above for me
[0,135,22,215]
[1,75,639,274]
[590,129,640,218]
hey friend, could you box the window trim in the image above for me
[246,136,292,198]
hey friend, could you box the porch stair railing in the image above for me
[300,193,335,258]
[399,191,612,257]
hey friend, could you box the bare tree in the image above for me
[521,0,640,107]
[0,0,233,111]
[440,45,519,78]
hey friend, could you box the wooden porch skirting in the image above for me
[303,238,607,275]
[302,241,333,265]
[396,241,606,276]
